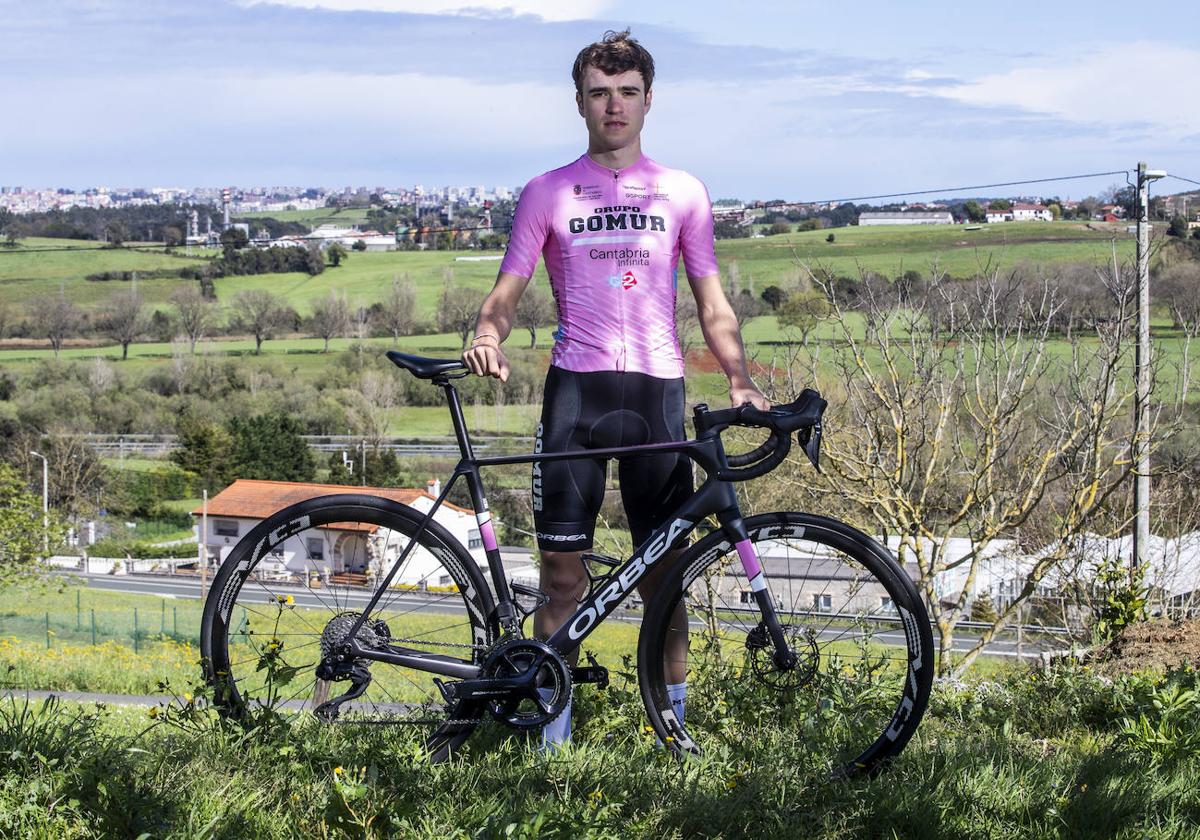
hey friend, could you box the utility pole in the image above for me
[1134,162,1166,574]
[200,490,209,599]
[29,450,48,555]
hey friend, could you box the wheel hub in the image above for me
[747,622,820,691]
[319,612,391,675]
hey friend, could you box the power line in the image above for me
[789,169,1131,207]
[1167,173,1200,188]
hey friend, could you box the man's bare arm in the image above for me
[461,271,532,382]
[687,273,769,409]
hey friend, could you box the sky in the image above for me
[3,0,1199,201]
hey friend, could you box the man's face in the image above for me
[576,66,651,152]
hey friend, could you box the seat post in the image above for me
[437,379,475,460]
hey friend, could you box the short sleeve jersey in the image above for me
[500,153,719,379]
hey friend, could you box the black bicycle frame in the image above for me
[342,375,772,679]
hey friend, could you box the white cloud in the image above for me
[933,41,1200,138]
[242,0,610,21]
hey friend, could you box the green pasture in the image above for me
[720,221,1139,286]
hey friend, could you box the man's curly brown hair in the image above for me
[571,29,655,94]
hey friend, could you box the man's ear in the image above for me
[576,90,585,117]
[645,88,652,114]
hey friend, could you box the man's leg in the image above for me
[637,548,688,693]
[533,549,589,748]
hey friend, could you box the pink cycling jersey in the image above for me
[500,153,719,379]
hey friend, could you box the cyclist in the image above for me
[463,29,768,748]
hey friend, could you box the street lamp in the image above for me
[1133,163,1167,574]
[28,450,48,555]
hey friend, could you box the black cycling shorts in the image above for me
[532,366,693,552]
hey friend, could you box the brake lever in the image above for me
[798,422,822,471]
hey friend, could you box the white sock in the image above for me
[538,687,571,749]
[666,681,687,723]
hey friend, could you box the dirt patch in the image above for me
[1091,619,1200,675]
[685,348,782,380]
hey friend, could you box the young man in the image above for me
[462,30,768,747]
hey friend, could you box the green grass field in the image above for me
[237,206,373,227]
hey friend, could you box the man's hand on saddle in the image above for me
[462,338,511,382]
[730,380,770,411]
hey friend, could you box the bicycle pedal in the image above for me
[571,651,609,689]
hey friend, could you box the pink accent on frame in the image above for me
[735,539,762,579]
[481,521,498,552]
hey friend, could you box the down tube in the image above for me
[546,480,736,655]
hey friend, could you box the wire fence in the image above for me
[0,590,202,654]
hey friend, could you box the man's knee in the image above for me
[539,550,588,599]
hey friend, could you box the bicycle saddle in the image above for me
[386,350,466,379]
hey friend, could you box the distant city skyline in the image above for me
[4,1,1199,202]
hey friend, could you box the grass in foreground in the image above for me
[1,660,1199,838]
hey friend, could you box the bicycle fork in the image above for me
[720,513,798,671]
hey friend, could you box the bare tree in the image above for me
[513,285,555,348]
[231,290,287,355]
[99,289,146,360]
[377,275,417,344]
[27,291,82,359]
[308,290,351,353]
[171,285,216,354]
[762,264,1156,676]
[1155,263,1200,406]
[351,369,402,444]
[0,302,10,340]
[436,269,485,349]
[674,287,700,360]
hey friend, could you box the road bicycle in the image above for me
[200,350,934,777]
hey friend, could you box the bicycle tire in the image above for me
[200,494,497,761]
[637,512,934,778]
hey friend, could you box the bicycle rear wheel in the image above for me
[200,494,497,761]
[637,512,933,778]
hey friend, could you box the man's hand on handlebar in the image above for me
[730,380,770,412]
[462,338,510,382]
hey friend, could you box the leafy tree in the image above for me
[713,220,750,239]
[0,463,66,586]
[767,221,791,236]
[969,595,998,624]
[27,292,82,358]
[326,242,349,267]
[352,239,367,252]
[309,290,350,352]
[376,275,417,344]
[1168,215,1190,238]
[1047,202,1063,220]
[776,290,830,342]
[760,285,786,311]
[231,289,288,354]
[171,285,216,353]
[987,199,1012,211]
[99,290,146,360]
[826,233,836,243]
[219,227,249,255]
[514,286,556,348]
[228,414,315,482]
[103,221,129,246]
[962,200,985,223]
[171,416,234,494]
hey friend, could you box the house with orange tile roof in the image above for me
[193,479,485,584]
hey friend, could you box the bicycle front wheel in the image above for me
[637,512,933,778]
[200,494,497,761]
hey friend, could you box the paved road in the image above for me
[72,572,1063,659]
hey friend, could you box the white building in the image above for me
[194,479,485,586]
[1011,203,1053,222]
[858,212,954,226]
[986,208,1014,223]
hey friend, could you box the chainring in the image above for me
[479,638,572,731]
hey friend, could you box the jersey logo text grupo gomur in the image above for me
[568,206,666,234]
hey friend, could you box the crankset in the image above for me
[435,638,572,731]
